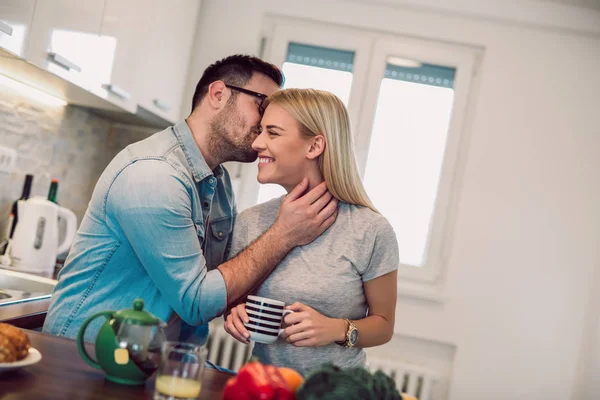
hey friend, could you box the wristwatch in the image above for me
[336,318,358,348]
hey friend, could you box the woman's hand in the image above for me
[224,303,251,344]
[281,302,346,347]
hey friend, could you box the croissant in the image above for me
[0,332,17,362]
[0,323,31,362]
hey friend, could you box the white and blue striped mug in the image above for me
[244,295,295,344]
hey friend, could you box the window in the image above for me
[257,42,356,204]
[238,22,371,210]
[282,43,354,105]
[239,18,479,295]
[364,61,456,268]
[356,36,478,285]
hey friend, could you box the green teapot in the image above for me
[77,298,166,385]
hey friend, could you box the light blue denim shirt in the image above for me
[43,120,235,343]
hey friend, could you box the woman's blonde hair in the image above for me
[264,88,378,213]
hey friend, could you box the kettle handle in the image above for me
[77,311,113,370]
[57,206,77,256]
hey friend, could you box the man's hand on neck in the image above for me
[218,178,338,305]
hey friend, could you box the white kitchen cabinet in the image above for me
[88,0,149,113]
[1,0,199,127]
[26,0,105,91]
[0,0,36,58]
[135,0,201,123]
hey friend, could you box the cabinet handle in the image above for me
[0,21,13,36]
[102,84,131,100]
[153,99,171,112]
[48,52,81,72]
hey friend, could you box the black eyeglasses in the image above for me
[225,84,268,115]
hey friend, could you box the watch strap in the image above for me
[335,318,350,346]
[336,318,357,347]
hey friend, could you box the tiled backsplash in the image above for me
[0,85,155,236]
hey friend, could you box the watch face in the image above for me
[349,329,358,344]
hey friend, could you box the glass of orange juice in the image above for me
[153,341,207,400]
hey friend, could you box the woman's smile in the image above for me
[257,156,275,166]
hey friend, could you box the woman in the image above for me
[224,89,398,376]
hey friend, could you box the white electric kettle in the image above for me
[9,196,77,275]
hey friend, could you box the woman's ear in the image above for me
[307,135,326,160]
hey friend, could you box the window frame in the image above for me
[235,17,374,210]
[235,17,481,300]
[356,35,480,287]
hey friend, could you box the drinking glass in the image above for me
[153,341,207,400]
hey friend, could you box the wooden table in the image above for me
[0,330,233,399]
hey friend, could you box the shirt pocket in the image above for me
[205,216,233,270]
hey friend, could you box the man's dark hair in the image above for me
[191,54,284,112]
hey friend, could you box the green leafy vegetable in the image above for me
[296,363,402,400]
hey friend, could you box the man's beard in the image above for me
[209,102,259,163]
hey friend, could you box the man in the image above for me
[43,55,338,343]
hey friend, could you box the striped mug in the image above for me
[244,295,294,344]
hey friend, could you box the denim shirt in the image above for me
[43,120,235,343]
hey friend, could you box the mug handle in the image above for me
[77,311,113,369]
[278,309,295,337]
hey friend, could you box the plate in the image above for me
[0,347,42,372]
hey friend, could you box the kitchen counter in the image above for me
[0,267,57,329]
[0,297,50,329]
[1,330,232,399]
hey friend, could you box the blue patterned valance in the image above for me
[286,42,455,88]
[385,63,456,88]
[286,42,355,72]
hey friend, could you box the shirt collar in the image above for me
[173,120,223,182]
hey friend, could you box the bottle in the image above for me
[47,179,59,204]
[7,174,33,239]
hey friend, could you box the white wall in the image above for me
[185,1,600,399]
[573,264,600,399]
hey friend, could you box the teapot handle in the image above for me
[77,311,113,370]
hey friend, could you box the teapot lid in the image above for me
[113,299,160,326]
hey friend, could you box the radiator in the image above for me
[367,358,440,400]
[206,320,253,372]
[206,322,440,400]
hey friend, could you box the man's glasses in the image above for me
[225,84,268,115]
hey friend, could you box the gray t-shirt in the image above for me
[229,196,399,376]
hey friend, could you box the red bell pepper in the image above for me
[223,377,252,400]
[264,364,294,400]
[235,361,276,400]
[222,361,295,400]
